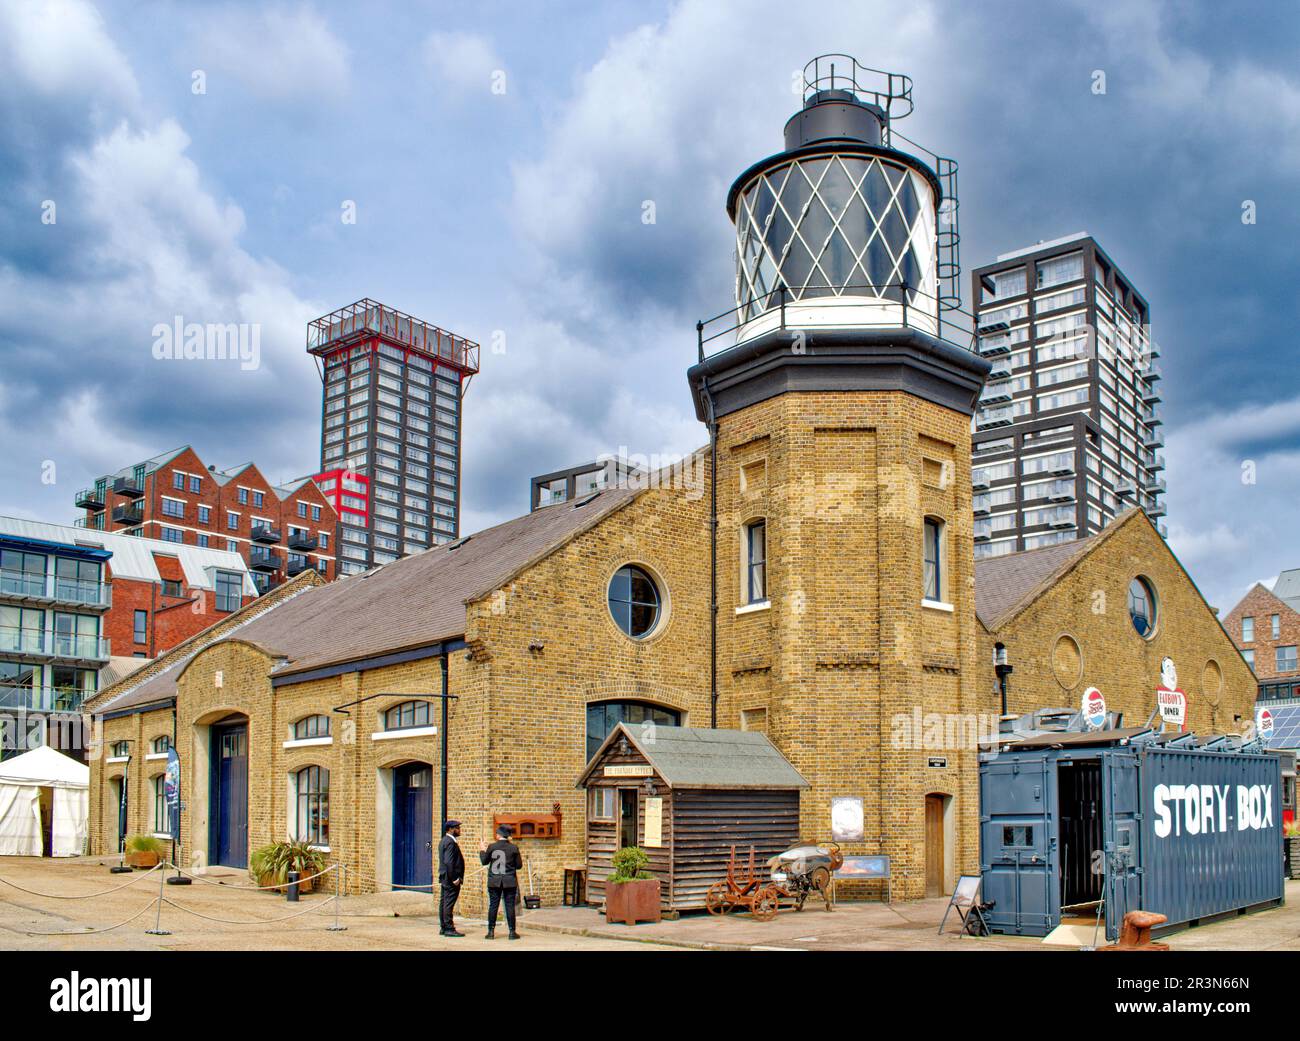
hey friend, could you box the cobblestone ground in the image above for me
[4,857,1298,952]
[0,856,687,952]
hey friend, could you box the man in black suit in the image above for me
[479,824,524,939]
[437,819,465,937]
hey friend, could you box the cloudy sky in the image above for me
[1,0,1297,612]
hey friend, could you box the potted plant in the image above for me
[605,846,660,925]
[249,840,328,894]
[1285,821,1300,881]
[124,834,164,869]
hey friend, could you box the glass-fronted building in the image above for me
[309,300,479,574]
[970,233,1166,558]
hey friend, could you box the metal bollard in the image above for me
[286,870,300,902]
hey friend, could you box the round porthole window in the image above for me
[1128,576,1157,639]
[608,565,661,639]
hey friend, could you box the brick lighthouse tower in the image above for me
[687,57,992,900]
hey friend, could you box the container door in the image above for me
[980,753,1057,935]
[1102,751,1142,942]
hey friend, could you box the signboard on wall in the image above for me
[603,765,653,778]
[831,796,864,842]
[643,796,663,848]
[1081,687,1107,730]
[1156,657,1187,731]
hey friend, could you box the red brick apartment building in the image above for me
[1223,571,1300,701]
[75,446,338,594]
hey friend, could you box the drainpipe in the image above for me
[700,374,719,729]
[440,653,450,829]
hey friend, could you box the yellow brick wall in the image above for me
[981,513,1257,736]
[711,391,989,900]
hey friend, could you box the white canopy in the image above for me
[0,746,89,857]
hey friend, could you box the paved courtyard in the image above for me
[3,856,1298,952]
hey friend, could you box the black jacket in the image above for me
[438,834,465,885]
[480,839,523,890]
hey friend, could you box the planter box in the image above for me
[605,878,661,926]
[125,850,161,869]
[255,872,317,894]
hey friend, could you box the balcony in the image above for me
[973,504,991,517]
[248,548,282,572]
[977,337,1012,357]
[975,407,1015,429]
[1147,453,1166,471]
[987,360,1013,381]
[113,475,145,498]
[979,382,1013,405]
[1142,384,1162,404]
[1142,431,1164,449]
[287,531,318,552]
[1115,478,1137,498]
[973,530,991,543]
[0,627,110,663]
[250,524,282,544]
[75,487,105,510]
[1146,502,1167,519]
[112,503,143,525]
[1140,358,1161,381]
[0,569,111,610]
[0,684,88,713]
[286,556,312,577]
[1144,476,1167,494]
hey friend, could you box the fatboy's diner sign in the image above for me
[1155,656,1187,731]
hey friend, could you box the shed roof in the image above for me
[577,724,809,790]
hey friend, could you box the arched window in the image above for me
[384,700,431,731]
[151,735,171,754]
[744,520,767,604]
[293,714,331,740]
[294,766,329,846]
[1129,576,1157,638]
[608,565,661,639]
[923,517,944,602]
[586,701,681,761]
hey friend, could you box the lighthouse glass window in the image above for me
[608,565,660,639]
[734,155,931,320]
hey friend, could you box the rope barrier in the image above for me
[165,861,339,891]
[159,895,339,926]
[21,901,160,937]
[0,863,163,899]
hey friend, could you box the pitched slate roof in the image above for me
[89,487,643,713]
[577,724,810,790]
[974,533,1098,629]
[248,487,642,679]
[85,570,326,715]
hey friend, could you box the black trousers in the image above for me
[487,886,517,931]
[439,881,461,932]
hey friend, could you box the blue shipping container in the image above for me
[980,732,1283,942]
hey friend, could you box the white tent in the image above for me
[0,746,89,857]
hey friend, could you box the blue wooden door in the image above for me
[393,763,433,891]
[210,723,248,868]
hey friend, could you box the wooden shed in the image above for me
[576,724,809,912]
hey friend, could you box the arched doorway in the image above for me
[208,716,248,868]
[392,762,433,892]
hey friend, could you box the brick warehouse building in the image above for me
[83,59,1255,912]
[1223,577,1300,701]
[75,445,339,593]
[1,515,255,759]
